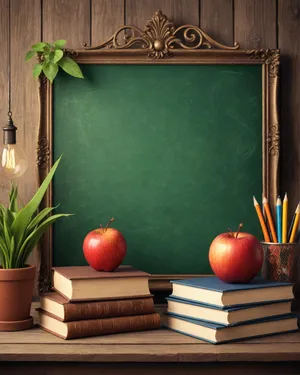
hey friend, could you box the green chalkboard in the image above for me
[52,64,262,274]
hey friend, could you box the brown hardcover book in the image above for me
[38,310,161,339]
[40,292,155,322]
[52,265,150,302]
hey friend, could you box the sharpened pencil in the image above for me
[282,193,288,243]
[289,203,300,243]
[263,196,277,243]
[288,204,297,241]
[277,196,282,243]
[253,196,271,242]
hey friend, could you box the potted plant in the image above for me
[0,156,70,331]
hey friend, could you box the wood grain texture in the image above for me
[200,0,234,46]
[91,0,124,46]
[10,0,41,271]
[234,0,277,48]
[1,341,300,362]
[2,325,299,345]
[0,343,217,362]
[0,0,10,201]
[126,0,199,28]
[43,0,90,48]
[278,0,300,216]
[0,328,204,345]
[10,0,41,199]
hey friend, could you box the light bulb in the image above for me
[0,144,28,179]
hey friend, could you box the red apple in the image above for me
[208,224,263,283]
[83,218,127,271]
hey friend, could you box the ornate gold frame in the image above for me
[37,11,280,294]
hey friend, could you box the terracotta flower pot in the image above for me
[0,265,36,331]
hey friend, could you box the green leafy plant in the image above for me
[0,156,71,269]
[25,40,84,83]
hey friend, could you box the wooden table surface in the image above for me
[1,303,300,374]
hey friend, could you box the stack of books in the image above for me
[165,276,298,344]
[38,265,160,339]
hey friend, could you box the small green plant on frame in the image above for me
[25,39,83,83]
[0,157,71,269]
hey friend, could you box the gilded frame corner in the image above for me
[37,11,280,294]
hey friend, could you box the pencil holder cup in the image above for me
[261,242,300,309]
[261,242,300,283]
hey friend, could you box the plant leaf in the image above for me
[9,184,15,206]
[9,236,15,268]
[48,51,54,61]
[0,251,4,269]
[25,50,35,62]
[42,61,59,83]
[17,213,72,267]
[0,204,5,220]
[27,206,58,231]
[0,238,9,269]
[54,40,67,48]
[43,52,50,63]
[58,57,84,79]
[0,206,4,230]
[31,42,47,52]
[11,156,62,250]
[33,63,43,79]
[6,208,14,228]
[3,215,12,250]
[43,45,51,53]
[52,49,63,63]
[9,185,18,212]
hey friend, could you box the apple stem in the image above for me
[228,228,234,238]
[105,218,115,233]
[236,223,243,238]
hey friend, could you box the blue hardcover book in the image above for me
[164,312,298,344]
[170,277,293,307]
[167,296,293,326]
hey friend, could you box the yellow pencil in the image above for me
[289,203,300,243]
[282,193,288,243]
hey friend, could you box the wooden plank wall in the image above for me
[0,0,299,250]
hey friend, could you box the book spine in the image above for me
[66,313,161,339]
[63,298,154,322]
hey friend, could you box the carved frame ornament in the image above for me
[37,11,280,293]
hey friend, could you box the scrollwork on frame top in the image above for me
[246,49,280,81]
[84,10,239,59]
